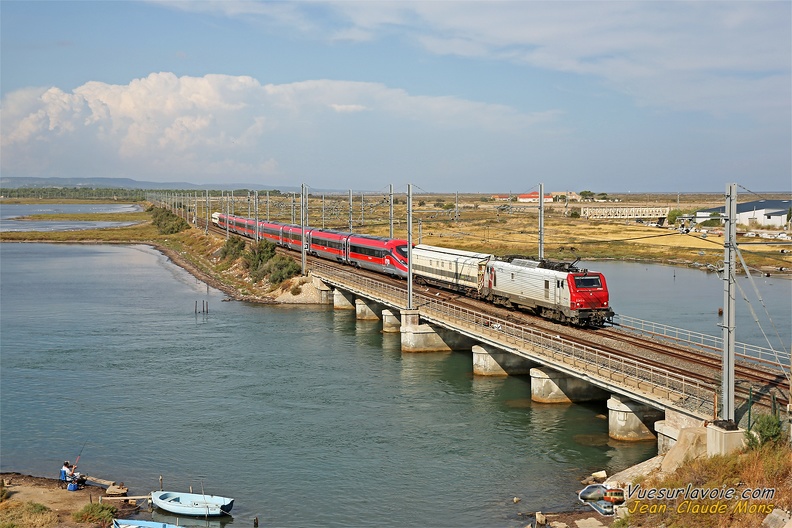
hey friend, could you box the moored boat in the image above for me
[150,490,234,517]
[114,520,180,528]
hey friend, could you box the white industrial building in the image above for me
[694,199,791,229]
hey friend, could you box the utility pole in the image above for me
[348,190,353,232]
[389,184,394,239]
[720,183,737,422]
[539,182,545,260]
[255,190,259,241]
[407,184,413,310]
[301,184,307,276]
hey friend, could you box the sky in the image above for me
[1,1,790,194]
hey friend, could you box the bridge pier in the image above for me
[355,298,381,320]
[607,395,664,442]
[333,288,355,310]
[472,344,535,376]
[654,408,705,454]
[310,274,333,304]
[400,310,476,352]
[381,309,401,333]
[530,368,609,403]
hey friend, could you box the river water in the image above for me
[0,207,789,527]
[0,203,140,231]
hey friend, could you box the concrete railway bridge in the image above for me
[308,261,747,456]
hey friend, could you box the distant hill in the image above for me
[0,176,300,193]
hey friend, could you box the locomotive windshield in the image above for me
[393,245,408,260]
[573,275,602,289]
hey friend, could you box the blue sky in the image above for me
[1,1,790,194]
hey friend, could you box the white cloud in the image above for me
[330,104,368,113]
[178,1,788,121]
[1,73,553,184]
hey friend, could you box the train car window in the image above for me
[574,276,602,288]
[544,280,549,290]
[350,245,385,258]
[511,273,515,280]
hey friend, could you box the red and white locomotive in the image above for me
[411,244,613,327]
[213,213,410,278]
[212,213,613,327]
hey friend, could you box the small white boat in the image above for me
[150,490,234,517]
[114,520,180,528]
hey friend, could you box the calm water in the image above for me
[0,203,141,231]
[0,242,789,527]
[0,243,660,527]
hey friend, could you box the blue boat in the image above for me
[150,490,234,517]
[114,520,180,528]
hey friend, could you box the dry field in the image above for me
[2,193,790,276]
[283,192,791,275]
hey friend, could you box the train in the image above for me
[212,212,614,327]
[212,212,410,278]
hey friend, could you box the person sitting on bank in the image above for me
[61,461,76,479]
[60,461,85,486]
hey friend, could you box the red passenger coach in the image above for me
[281,224,306,251]
[308,230,348,262]
[212,213,409,279]
[347,234,409,279]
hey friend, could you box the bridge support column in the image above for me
[530,368,609,403]
[333,288,355,310]
[400,309,475,352]
[608,395,664,442]
[654,409,703,454]
[472,345,535,376]
[382,309,401,333]
[310,274,333,304]
[355,298,381,320]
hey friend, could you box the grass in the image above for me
[618,443,792,528]
[0,501,59,528]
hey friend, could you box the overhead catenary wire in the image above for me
[734,247,790,369]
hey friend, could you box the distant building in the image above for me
[491,194,511,201]
[695,199,791,229]
[517,192,553,203]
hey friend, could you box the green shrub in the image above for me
[243,240,276,270]
[72,503,116,525]
[219,236,246,261]
[149,207,190,234]
[264,255,301,285]
[745,413,783,449]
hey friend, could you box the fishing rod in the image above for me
[74,440,87,468]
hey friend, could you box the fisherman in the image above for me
[61,461,86,487]
[61,461,76,478]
